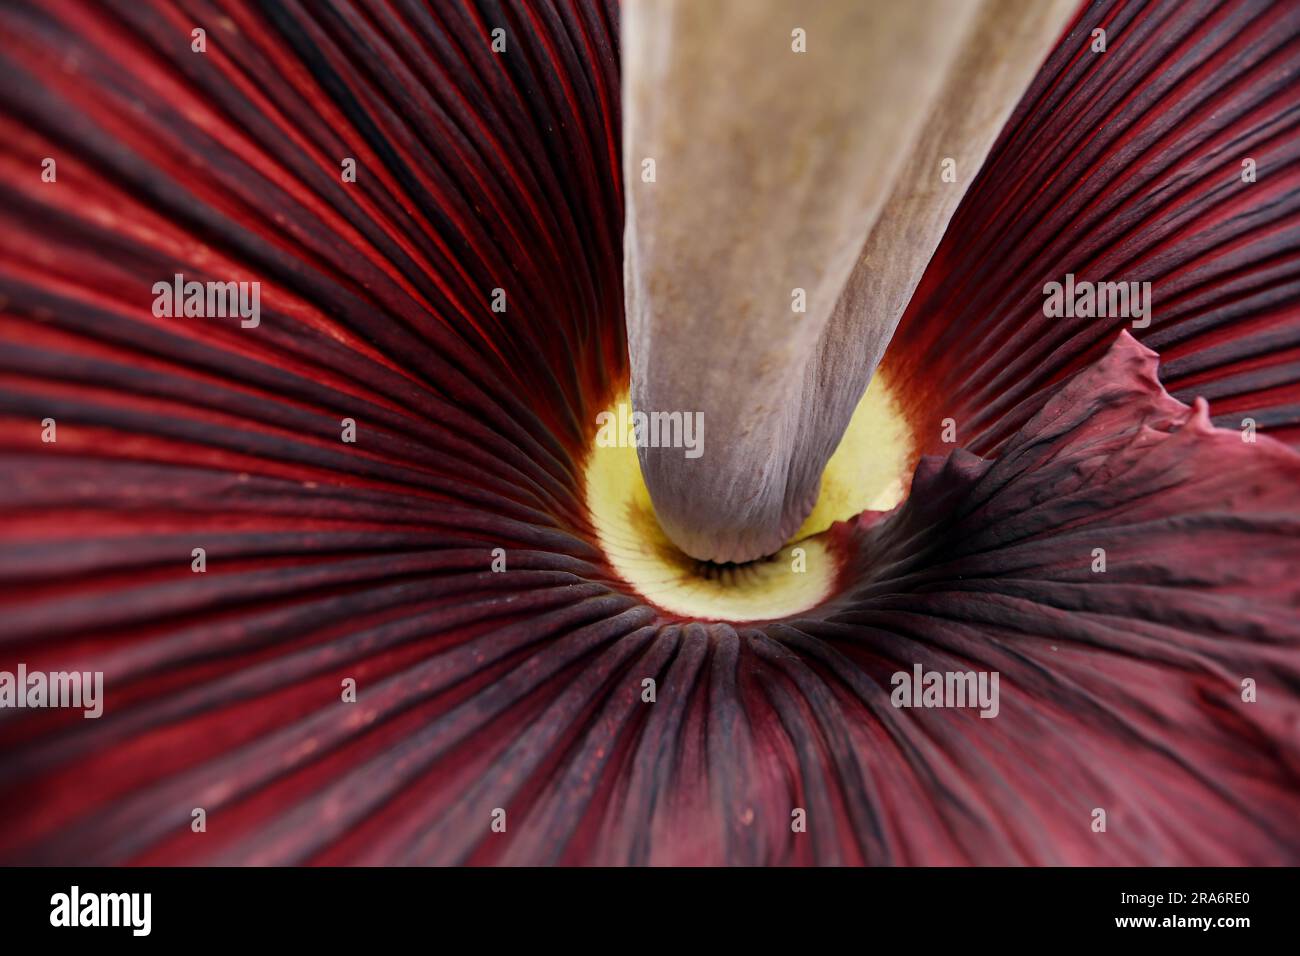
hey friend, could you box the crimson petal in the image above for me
[888,0,1300,456]
[0,0,1297,866]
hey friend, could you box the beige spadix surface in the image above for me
[623,0,1077,564]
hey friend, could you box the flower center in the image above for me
[584,373,913,621]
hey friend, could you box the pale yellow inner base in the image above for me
[584,375,912,622]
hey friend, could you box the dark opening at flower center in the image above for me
[584,377,914,621]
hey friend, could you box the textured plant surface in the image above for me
[0,0,1298,865]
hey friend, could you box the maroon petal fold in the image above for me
[5,325,1297,864]
[887,0,1300,456]
[818,333,1300,864]
[1,1,1298,866]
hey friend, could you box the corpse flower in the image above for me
[0,0,1297,866]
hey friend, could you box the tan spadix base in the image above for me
[585,374,912,621]
[624,0,1076,564]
